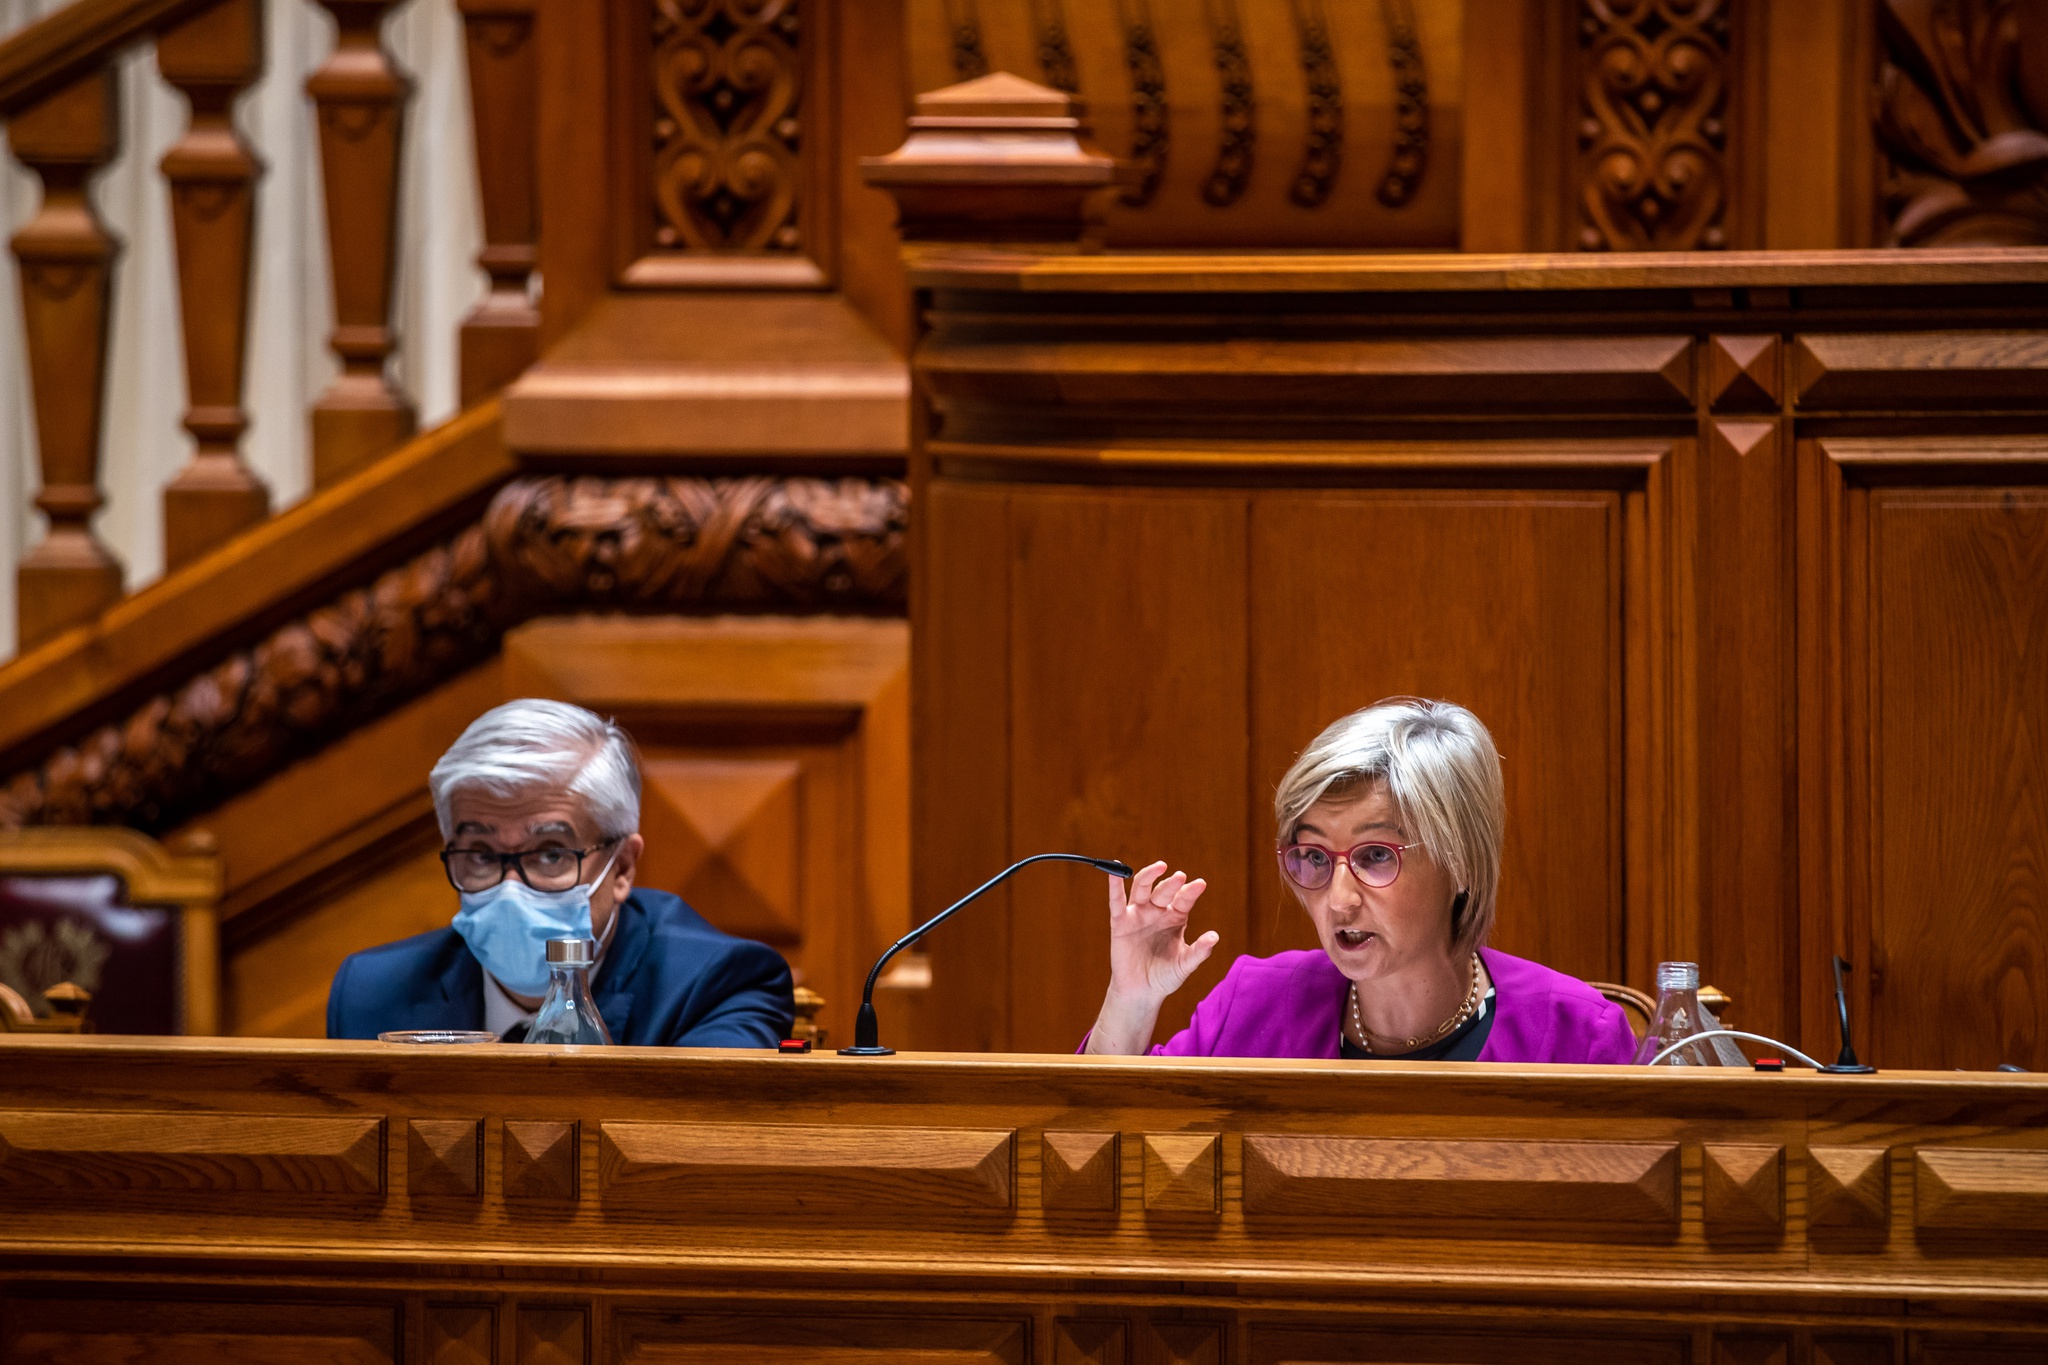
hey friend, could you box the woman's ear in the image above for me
[1449,889,1470,934]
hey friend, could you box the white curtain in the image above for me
[0,0,483,658]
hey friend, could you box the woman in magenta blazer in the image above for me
[1083,698,1636,1065]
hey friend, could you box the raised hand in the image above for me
[1085,860,1220,1055]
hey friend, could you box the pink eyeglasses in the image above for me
[1277,840,1421,891]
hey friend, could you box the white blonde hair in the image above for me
[429,699,642,841]
[1272,697,1504,953]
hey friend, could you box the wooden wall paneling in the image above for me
[7,65,124,652]
[1458,0,1532,252]
[1004,488,1248,1054]
[1248,484,1636,984]
[1760,0,1871,249]
[917,483,1012,1055]
[534,0,611,349]
[1,1298,399,1364]
[608,1309,1029,1363]
[1795,434,1852,1066]
[835,0,912,352]
[156,0,271,570]
[1694,410,1796,1044]
[501,615,912,1050]
[306,0,417,487]
[426,1302,494,1365]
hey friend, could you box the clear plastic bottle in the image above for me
[1633,961,1731,1066]
[526,938,612,1045]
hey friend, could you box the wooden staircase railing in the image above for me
[0,0,539,653]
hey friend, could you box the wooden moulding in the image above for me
[1806,1146,1890,1233]
[1240,1135,1681,1228]
[1040,1130,1118,1212]
[1702,1143,1785,1236]
[406,1118,481,1198]
[1142,1133,1220,1215]
[597,1122,1015,1211]
[502,1119,577,1200]
[1915,1147,2048,1233]
[0,1110,383,1195]
[1792,330,2048,409]
[1705,334,1782,410]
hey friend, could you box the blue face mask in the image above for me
[451,845,620,997]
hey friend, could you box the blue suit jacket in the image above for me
[326,888,794,1047]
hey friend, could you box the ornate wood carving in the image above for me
[1915,1146,2048,1231]
[1287,0,1342,209]
[1807,1146,1889,1232]
[407,1118,481,1197]
[1142,1132,1219,1213]
[1241,1135,1680,1225]
[1877,0,2048,246]
[598,1121,1016,1209]
[1792,330,2048,409]
[0,1110,383,1194]
[944,0,990,82]
[0,475,909,834]
[1376,0,1428,207]
[503,1119,578,1199]
[1576,0,1731,250]
[1702,1142,1783,1234]
[456,0,539,406]
[1031,0,1078,93]
[307,0,416,488]
[1117,0,1166,207]
[1706,333,1781,409]
[652,0,804,255]
[1055,1319,1127,1365]
[7,67,124,651]
[1041,1130,1118,1210]
[1201,0,1255,208]
[157,0,270,572]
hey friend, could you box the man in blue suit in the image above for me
[327,699,793,1046]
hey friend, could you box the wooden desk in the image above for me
[4,1036,2047,1363]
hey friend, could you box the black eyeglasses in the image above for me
[439,838,619,893]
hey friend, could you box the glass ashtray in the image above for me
[378,1029,500,1044]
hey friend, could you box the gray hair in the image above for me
[429,699,642,841]
[1272,697,1505,954]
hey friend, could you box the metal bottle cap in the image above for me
[547,937,596,966]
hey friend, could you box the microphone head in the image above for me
[1093,858,1134,878]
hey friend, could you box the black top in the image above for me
[1339,989,1497,1062]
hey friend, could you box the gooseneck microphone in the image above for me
[838,852,1134,1056]
[1822,954,1876,1074]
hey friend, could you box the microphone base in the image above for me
[1820,1064,1876,1074]
[836,1045,896,1057]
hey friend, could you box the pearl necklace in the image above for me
[1349,953,1484,1055]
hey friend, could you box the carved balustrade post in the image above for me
[455,0,539,407]
[307,0,416,488]
[158,0,271,571]
[7,68,124,651]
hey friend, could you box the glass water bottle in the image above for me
[1633,961,1726,1066]
[526,938,612,1045]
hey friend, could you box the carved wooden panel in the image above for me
[641,757,803,946]
[1915,1147,2048,1233]
[1703,1142,1783,1236]
[612,1311,1028,1363]
[407,1118,481,1197]
[0,1298,397,1363]
[503,1119,578,1200]
[517,1307,583,1365]
[1807,1146,1889,1233]
[1149,1322,1222,1365]
[1242,1135,1679,1227]
[427,1303,494,1365]
[1792,332,2048,409]
[1246,1324,1690,1364]
[598,1122,1015,1210]
[1714,1339,1790,1365]
[1706,334,1781,410]
[1056,1319,1128,1365]
[1142,1132,1220,1214]
[1042,1130,1118,1211]
[0,1110,383,1195]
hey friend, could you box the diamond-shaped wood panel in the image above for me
[639,757,803,945]
[1703,1142,1783,1234]
[1809,1145,1889,1232]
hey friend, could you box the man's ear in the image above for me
[611,833,645,898]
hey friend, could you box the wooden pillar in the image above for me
[8,68,124,651]
[158,0,272,571]
[456,0,539,407]
[306,0,417,488]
